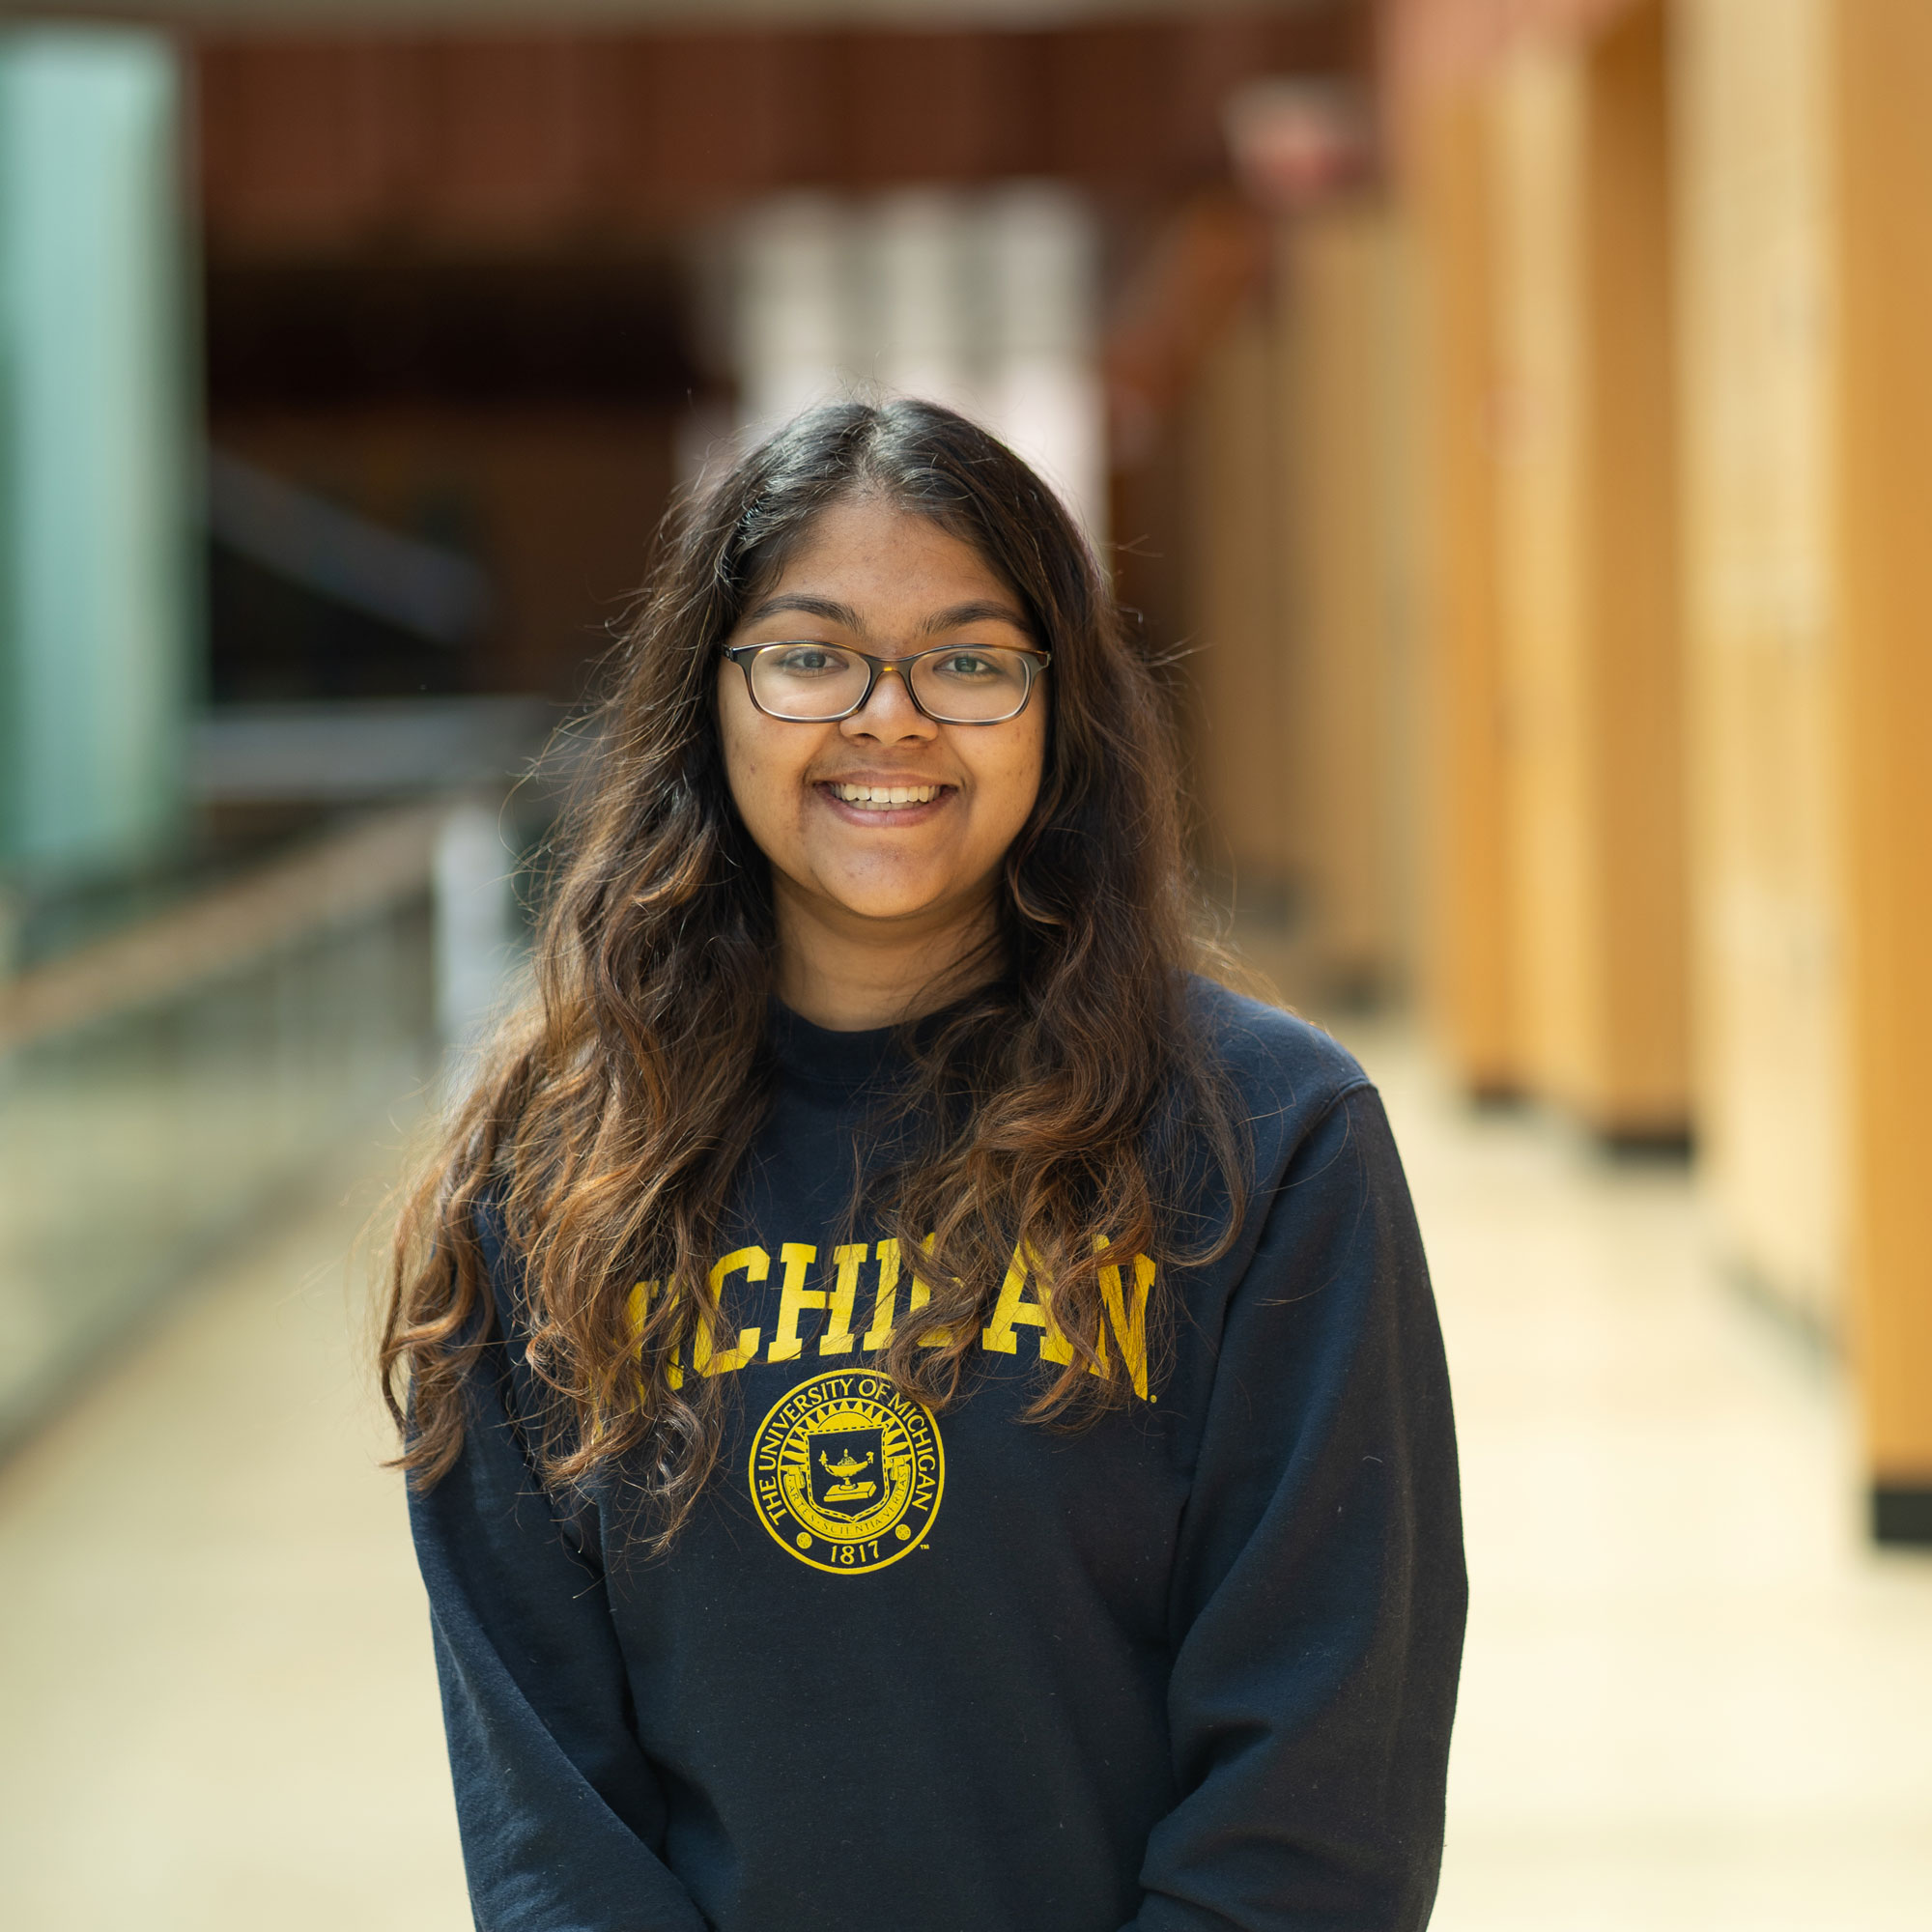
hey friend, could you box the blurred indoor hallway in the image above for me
[1,1025,1927,1932]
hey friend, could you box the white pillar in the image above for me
[434,801,516,1049]
[865,187,980,417]
[734,193,855,440]
[979,183,1108,547]
[730,184,1108,552]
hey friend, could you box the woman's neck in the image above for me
[772,881,1001,1032]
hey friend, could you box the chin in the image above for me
[812,861,960,921]
[827,886,952,923]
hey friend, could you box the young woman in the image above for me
[384,399,1464,1932]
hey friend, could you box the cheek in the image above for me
[718,680,803,838]
[971,721,1048,844]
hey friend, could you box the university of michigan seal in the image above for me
[749,1371,944,1575]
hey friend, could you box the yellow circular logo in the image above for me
[748,1371,944,1575]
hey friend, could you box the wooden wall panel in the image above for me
[1582,0,1688,1133]
[1481,3,1688,1138]
[1400,0,1932,1535]
[1181,301,1292,906]
[1490,41,1594,1110]
[412,41,607,243]
[1833,0,1932,1511]
[838,33,1034,186]
[1408,91,1516,1091]
[604,34,804,213]
[1387,0,1650,109]
[196,41,417,250]
[1676,0,1845,1328]
[1174,207,1412,1006]
[192,12,1370,257]
[1279,207,1407,1000]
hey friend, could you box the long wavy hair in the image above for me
[382,398,1247,1548]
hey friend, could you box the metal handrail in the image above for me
[0,804,447,1055]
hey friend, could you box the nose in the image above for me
[841,660,937,741]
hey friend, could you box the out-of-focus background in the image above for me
[1,0,1928,1926]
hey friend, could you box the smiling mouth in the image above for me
[822,781,949,810]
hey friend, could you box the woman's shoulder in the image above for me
[1183,975,1374,1169]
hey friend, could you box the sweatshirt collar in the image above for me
[767,980,1013,1097]
[767,999,912,1096]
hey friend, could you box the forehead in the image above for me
[741,497,1030,638]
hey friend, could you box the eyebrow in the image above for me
[919,599,1034,639]
[740,593,1035,640]
[740,593,862,630]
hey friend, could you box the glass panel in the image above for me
[0,895,438,1449]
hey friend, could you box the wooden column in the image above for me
[1676,0,1845,1334]
[1489,40,1590,1113]
[1409,89,1517,1093]
[1181,298,1292,908]
[1578,0,1688,1135]
[1833,0,1932,1538]
[1278,205,1407,1004]
[1485,0,1688,1139]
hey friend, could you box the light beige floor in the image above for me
[1354,1037,1932,1931]
[1,1037,1928,1930]
[0,1132,469,1932]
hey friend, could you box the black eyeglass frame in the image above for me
[722,639,1053,725]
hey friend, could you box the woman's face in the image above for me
[718,495,1048,940]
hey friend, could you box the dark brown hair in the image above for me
[381,398,1245,1548]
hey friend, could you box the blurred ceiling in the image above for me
[185,7,1368,256]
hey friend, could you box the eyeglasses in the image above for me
[723,640,1051,725]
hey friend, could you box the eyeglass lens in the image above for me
[748,643,1035,723]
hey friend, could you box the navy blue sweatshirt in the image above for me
[409,981,1464,1932]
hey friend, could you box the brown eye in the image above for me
[907,646,1036,723]
[765,644,852,678]
[746,643,872,720]
[932,652,1000,680]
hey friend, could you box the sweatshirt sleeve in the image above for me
[407,1268,709,1932]
[1130,1081,1466,1932]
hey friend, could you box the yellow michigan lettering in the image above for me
[767,1242,823,1363]
[818,1243,865,1355]
[862,1236,952,1350]
[980,1249,1073,1364]
[639,1236,1152,1396]
[1095,1249,1154,1400]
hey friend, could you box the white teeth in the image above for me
[830,782,941,809]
